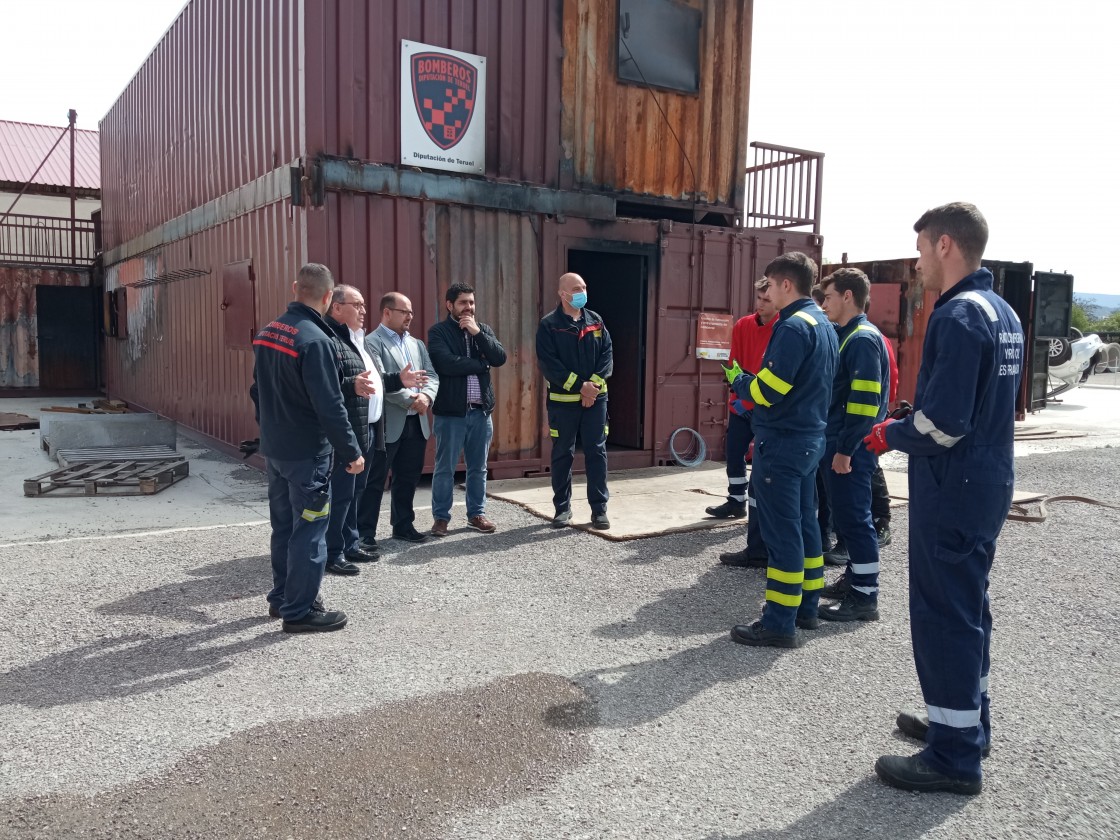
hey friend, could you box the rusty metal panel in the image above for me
[103,200,305,447]
[560,0,752,210]
[99,0,305,251]
[0,265,89,388]
[304,0,563,187]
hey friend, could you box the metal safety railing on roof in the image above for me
[0,213,97,265]
[745,142,824,234]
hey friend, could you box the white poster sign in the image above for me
[400,40,486,175]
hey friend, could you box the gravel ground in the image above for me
[1,444,1118,839]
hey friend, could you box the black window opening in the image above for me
[617,0,702,95]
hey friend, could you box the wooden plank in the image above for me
[23,458,190,497]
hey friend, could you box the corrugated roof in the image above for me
[0,120,100,190]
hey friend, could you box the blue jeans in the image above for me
[266,454,332,621]
[432,409,494,521]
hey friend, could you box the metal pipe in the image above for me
[69,109,77,265]
[0,125,69,226]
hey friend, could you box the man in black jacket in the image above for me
[427,283,507,536]
[250,264,363,633]
[322,285,421,572]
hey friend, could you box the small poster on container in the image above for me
[696,312,734,360]
[401,40,486,175]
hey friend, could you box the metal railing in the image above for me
[745,142,824,234]
[0,213,97,265]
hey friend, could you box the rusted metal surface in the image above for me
[0,213,97,265]
[304,0,563,186]
[103,200,305,447]
[0,120,100,192]
[0,265,90,388]
[98,0,304,251]
[560,0,752,209]
[745,142,824,234]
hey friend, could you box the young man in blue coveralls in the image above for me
[817,267,890,622]
[727,252,838,648]
[867,203,1024,795]
[250,263,365,633]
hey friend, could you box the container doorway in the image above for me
[566,249,648,449]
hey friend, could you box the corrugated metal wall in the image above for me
[104,201,305,445]
[99,0,305,250]
[304,0,563,185]
[560,0,752,209]
[0,265,89,388]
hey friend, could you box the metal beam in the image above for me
[317,159,616,220]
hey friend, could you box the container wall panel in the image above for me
[561,0,752,209]
[0,265,89,388]
[311,194,543,467]
[99,0,305,250]
[305,0,563,186]
[103,201,306,446]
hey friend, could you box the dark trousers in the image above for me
[824,442,880,599]
[548,399,609,515]
[357,415,427,539]
[725,412,751,501]
[870,464,891,525]
[326,434,373,562]
[266,454,332,621]
[816,458,832,547]
[753,433,826,634]
[909,456,1010,782]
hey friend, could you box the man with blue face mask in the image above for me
[535,272,614,529]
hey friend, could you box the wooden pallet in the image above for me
[0,412,39,431]
[24,458,189,497]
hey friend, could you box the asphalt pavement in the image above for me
[1,391,1118,839]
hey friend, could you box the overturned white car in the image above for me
[1047,329,1120,397]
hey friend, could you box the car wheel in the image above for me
[1048,337,1072,366]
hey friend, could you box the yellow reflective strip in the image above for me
[604,425,610,436]
[840,323,881,353]
[301,503,330,522]
[846,402,879,417]
[802,578,825,591]
[767,567,805,585]
[793,310,817,325]
[549,428,559,438]
[549,392,582,402]
[758,367,793,395]
[851,379,881,393]
[804,556,824,570]
[563,372,578,391]
[765,589,803,607]
[749,378,772,407]
[590,373,605,386]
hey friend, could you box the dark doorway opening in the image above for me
[36,285,100,390]
[566,249,649,449]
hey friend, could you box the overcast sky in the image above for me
[5,0,1117,294]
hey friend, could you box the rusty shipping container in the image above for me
[100,0,822,470]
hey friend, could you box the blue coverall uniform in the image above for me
[732,298,838,634]
[251,302,361,622]
[884,268,1024,783]
[535,305,614,516]
[825,314,890,601]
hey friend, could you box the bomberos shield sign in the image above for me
[401,40,486,175]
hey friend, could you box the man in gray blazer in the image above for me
[357,291,440,545]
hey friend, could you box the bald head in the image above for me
[558,272,587,314]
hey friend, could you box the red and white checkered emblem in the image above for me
[411,52,478,151]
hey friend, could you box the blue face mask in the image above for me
[570,291,587,309]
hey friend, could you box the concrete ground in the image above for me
[1,390,1118,839]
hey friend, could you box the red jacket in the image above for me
[883,333,899,404]
[727,312,776,415]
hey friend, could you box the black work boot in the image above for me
[705,498,747,519]
[821,572,851,600]
[876,520,892,547]
[719,548,767,568]
[823,540,849,566]
[897,709,991,758]
[730,620,800,649]
[818,593,879,622]
[874,754,981,796]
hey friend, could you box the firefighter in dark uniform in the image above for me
[728,252,838,648]
[817,267,890,622]
[868,203,1024,795]
[535,272,614,530]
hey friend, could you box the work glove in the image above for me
[887,400,913,421]
[721,360,744,386]
[238,438,260,459]
[863,419,896,455]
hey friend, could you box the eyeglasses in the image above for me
[389,308,414,316]
[342,301,366,310]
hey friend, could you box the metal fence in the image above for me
[0,213,97,265]
[744,141,824,234]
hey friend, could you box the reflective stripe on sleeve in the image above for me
[749,378,772,408]
[590,373,607,392]
[792,310,818,325]
[927,704,981,728]
[846,402,879,417]
[563,372,578,391]
[913,409,963,447]
[758,367,793,395]
[851,379,881,393]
